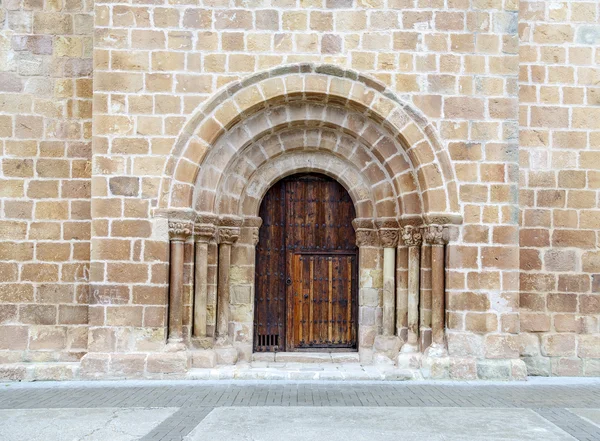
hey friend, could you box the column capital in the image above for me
[352,218,378,247]
[421,224,449,245]
[218,226,240,244]
[194,223,216,243]
[355,228,379,247]
[376,218,400,248]
[168,220,193,241]
[249,227,260,246]
[401,225,423,247]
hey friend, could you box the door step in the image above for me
[252,352,360,364]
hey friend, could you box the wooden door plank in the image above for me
[309,256,314,345]
[328,257,333,343]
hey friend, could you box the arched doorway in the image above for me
[254,173,358,352]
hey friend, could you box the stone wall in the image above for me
[0,0,597,379]
[519,1,600,376]
[0,0,93,363]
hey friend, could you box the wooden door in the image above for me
[254,174,358,352]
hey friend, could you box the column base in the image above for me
[401,343,419,353]
[165,339,187,352]
[423,342,448,358]
[373,335,403,363]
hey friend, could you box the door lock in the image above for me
[286,277,292,286]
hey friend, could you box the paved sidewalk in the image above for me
[0,378,599,441]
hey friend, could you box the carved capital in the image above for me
[249,227,260,246]
[218,226,240,245]
[168,220,193,241]
[421,225,449,246]
[194,223,216,243]
[401,225,423,247]
[355,229,379,247]
[378,228,399,248]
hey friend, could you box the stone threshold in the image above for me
[251,352,360,363]
[0,355,528,382]
[187,363,420,381]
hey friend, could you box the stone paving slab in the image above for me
[184,407,576,441]
[570,409,600,428]
[1,379,600,441]
[0,407,177,441]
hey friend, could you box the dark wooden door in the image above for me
[254,174,358,352]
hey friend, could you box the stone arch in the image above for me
[159,63,461,225]
[233,150,377,219]
[212,124,405,220]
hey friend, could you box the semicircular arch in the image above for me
[160,63,461,224]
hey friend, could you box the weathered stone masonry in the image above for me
[0,0,598,380]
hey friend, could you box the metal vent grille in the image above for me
[255,333,280,352]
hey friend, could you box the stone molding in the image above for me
[168,220,194,241]
[422,225,449,246]
[401,225,423,248]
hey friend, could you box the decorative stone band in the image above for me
[421,224,449,245]
[168,220,194,241]
[401,225,423,247]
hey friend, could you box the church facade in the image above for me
[0,0,599,380]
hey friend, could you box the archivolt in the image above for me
[160,63,461,224]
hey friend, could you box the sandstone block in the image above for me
[147,352,189,374]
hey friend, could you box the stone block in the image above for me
[110,354,146,377]
[191,349,216,368]
[32,363,77,381]
[522,356,551,377]
[510,360,527,380]
[421,356,449,379]
[147,352,189,374]
[79,353,110,379]
[215,346,238,365]
[449,357,477,380]
[0,365,28,381]
[396,352,421,370]
[373,335,402,360]
[476,359,511,380]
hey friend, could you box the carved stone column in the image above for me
[400,225,422,353]
[377,220,399,337]
[423,225,449,355]
[167,220,193,349]
[216,220,240,343]
[193,222,216,339]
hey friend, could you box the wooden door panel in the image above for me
[255,174,357,353]
[290,254,356,349]
[254,180,286,352]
